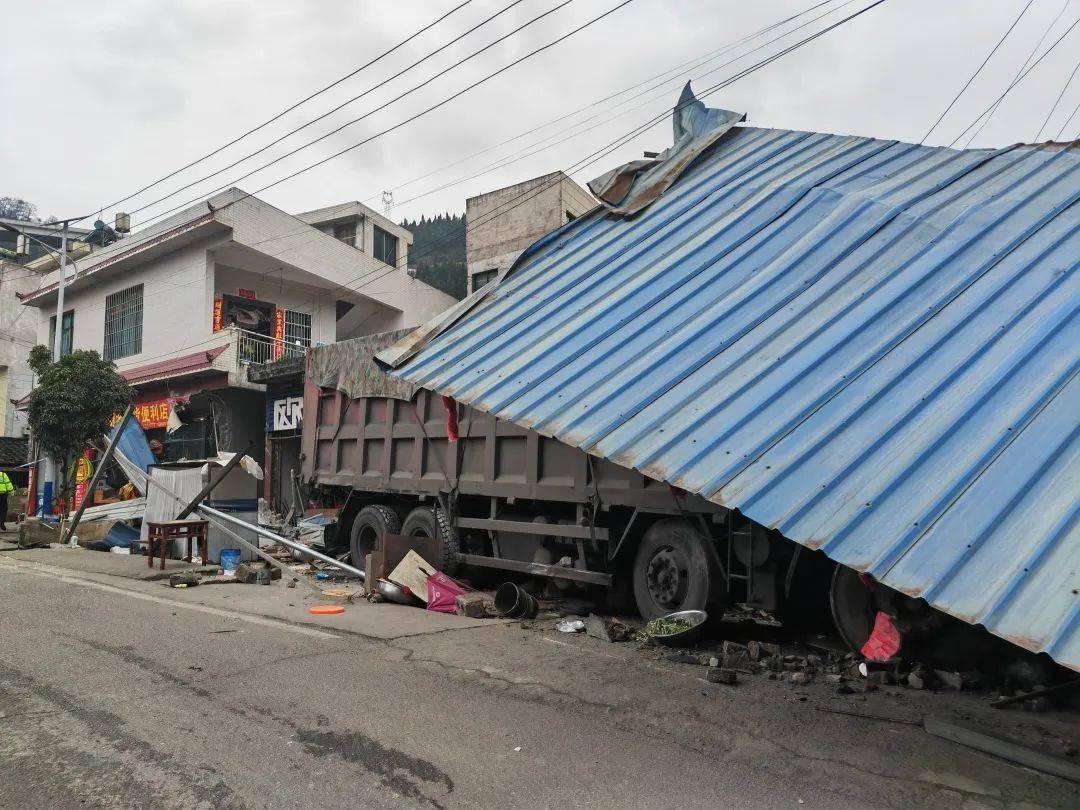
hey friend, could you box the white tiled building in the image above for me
[19,188,454,491]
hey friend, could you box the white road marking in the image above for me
[0,559,338,640]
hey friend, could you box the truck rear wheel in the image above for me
[351,505,400,568]
[401,505,460,575]
[632,518,719,620]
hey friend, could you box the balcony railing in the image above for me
[235,328,308,367]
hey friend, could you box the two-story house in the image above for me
[19,188,455,512]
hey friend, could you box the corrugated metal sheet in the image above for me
[386,126,1080,670]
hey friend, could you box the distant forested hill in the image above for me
[401,213,466,300]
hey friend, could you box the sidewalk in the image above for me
[0,546,499,641]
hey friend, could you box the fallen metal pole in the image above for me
[64,405,135,546]
[198,504,365,580]
[175,442,252,519]
[135,465,321,593]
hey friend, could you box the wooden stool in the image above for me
[145,519,209,570]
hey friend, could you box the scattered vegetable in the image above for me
[644,616,695,637]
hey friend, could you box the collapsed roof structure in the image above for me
[380,87,1080,671]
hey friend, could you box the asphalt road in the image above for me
[1,551,1077,809]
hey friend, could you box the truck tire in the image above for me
[351,505,401,568]
[632,518,719,620]
[401,505,460,574]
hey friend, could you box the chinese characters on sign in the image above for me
[212,297,223,332]
[270,395,303,432]
[238,288,257,300]
[273,308,285,360]
[134,399,170,429]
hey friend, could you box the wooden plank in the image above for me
[923,716,1080,783]
[454,517,609,540]
[458,552,611,586]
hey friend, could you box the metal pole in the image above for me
[174,442,252,519]
[134,468,321,592]
[198,503,365,580]
[63,405,134,545]
[52,222,68,361]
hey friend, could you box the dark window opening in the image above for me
[373,226,398,267]
[333,221,357,248]
[472,269,498,290]
[103,284,144,361]
[48,310,75,358]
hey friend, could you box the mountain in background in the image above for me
[401,212,466,300]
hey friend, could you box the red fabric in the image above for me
[426,572,467,613]
[860,611,901,662]
[442,395,459,442]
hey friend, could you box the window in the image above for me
[372,226,398,266]
[103,284,143,361]
[283,309,312,351]
[48,310,75,358]
[472,269,498,291]
[333,221,357,248]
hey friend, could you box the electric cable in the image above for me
[117,0,534,221]
[1034,52,1080,139]
[68,1,474,222]
[920,0,1036,144]
[963,0,1072,148]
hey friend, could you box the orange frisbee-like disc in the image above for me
[308,604,345,615]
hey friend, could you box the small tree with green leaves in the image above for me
[26,346,133,510]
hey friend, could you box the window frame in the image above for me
[48,309,75,358]
[372,225,398,267]
[471,269,498,291]
[103,283,144,362]
[282,309,312,350]
[332,221,358,248]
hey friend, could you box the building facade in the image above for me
[19,188,456,511]
[465,171,595,294]
[1,219,93,437]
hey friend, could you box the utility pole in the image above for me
[52,219,72,360]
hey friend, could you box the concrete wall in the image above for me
[31,236,222,379]
[465,172,595,294]
[213,264,338,346]
[0,263,40,436]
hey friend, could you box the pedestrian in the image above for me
[0,470,13,531]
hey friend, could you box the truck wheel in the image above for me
[632,518,718,620]
[351,505,400,568]
[401,505,460,574]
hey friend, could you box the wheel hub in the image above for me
[646,546,688,608]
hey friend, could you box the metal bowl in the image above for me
[646,609,708,647]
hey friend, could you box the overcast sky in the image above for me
[3,0,1078,228]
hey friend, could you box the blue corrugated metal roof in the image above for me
[387,126,1080,670]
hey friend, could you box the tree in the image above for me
[26,346,133,508]
[0,196,39,221]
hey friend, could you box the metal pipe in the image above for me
[64,405,134,545]
[135,468,321,592]
[198,504,365,580]
[174,442,252,519]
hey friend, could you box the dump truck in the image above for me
[300,334,831,622]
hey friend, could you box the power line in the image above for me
[387,0,861,213]
[1055,95,1080,136]
[1034,52,1080,139]
[324,0,893,303]
[362,0,848,207]
[920,0,1037,144]
[70,0,474,223]
[120,0,534,222]
[963,0,1072,148]
[948,14,1080,147]
[132,0,636,231]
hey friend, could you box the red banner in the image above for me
[273,308,285,360]
[72,451,93,512]
[212,297,223,332]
